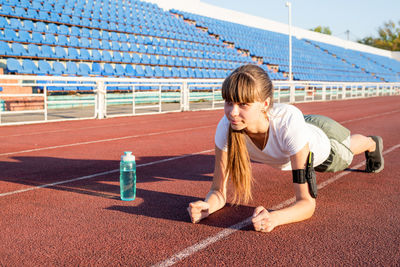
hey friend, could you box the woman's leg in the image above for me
[350,134,376,155]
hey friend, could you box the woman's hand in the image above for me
[251,206,277,232]
[187,201,210,223]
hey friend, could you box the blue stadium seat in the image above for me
[70,26,80,36]
[102,50,112,61]
[121,52,131,63]
[150,55,159,65]
[35,22,47,33]
[163,67,172,77]
[60,14,71,24]
[158,56,167,65]
[111,41,120,50]
[55,46,67,58]
[65,62,78,75]
[27,44,40,57]
[67,47,79,59]
[147,46,155,54]
[81,18,91,27]
[80,37,90,48]
[21,59,39,74]
[144,65,153,77]
[131,53,141,63]
[38,10,50,20]
[80,49,91,60]
[6,58,23,73]
[27,9,39,19]
[101,31,110,40]
[57,35,68,46]
[78,63,91,76]
[37,60,51,75]
[102,63,114,76]
[154,66,163,77]
[129,43,138,52]
[194,69,203,78]
[171,67,180,77]
[91,19,100,28]
[135,65,145,76]
[91,29,100,39]
[187,68,195,78]
[119,33,128,42]
[125,65,136,77]
[110,32,119,41]
[120,42,129,52]
[112,51,122,62]
[91,62,101,75]
[58,25,70,35]
[101,40,111,50]
[11,43,28,56]
[167,56,174,66]
[4,28,17,41]
[0,41,11,55]
[10,18,23,30]
[40,45,54,58]
[138,44,146,53]
[115,64,126,76]
[69,36,80,47]
[91,49,101,61]
[179,68,188,78]
[32,32,44,44]
[0,5,13,16]
[50,12,61,22]
[22,20,34,31]
[71,16,80,25]
[81,28,91,38]
[91,39,100,49]
[44,33,57,45]
[47,23,58,34]
[141,55,150,64]
[52,62,65,75]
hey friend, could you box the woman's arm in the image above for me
[187,146,229,223]
[252,143,316,231]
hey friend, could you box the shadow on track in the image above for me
[2,154,257,228]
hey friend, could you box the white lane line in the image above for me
[0,125,214,157]
[151,143,400,267]
[0,149,214,197]
[0,113,214,139]
[339,110,400,124]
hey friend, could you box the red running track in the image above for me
[0,96,399,266]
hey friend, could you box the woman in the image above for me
[187,64,384,232]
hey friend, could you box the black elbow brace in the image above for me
[292,152,317,198]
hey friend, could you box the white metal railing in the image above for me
[0,74,399,126]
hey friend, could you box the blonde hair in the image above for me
[222,64,274,204]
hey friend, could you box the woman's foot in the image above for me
[365,136,384,173]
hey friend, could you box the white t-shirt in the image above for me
[215,103,331,170]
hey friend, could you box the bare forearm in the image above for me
[270,199,315,226]
[205,190,226,214]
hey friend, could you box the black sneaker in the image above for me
[365,136,384,173]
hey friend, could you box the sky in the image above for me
[201,0,400,42]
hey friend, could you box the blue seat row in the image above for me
[6,58,232,78]
[0,41,243,69]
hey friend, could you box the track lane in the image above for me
[0,96,399,266]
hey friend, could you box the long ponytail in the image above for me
[227,127,253,204]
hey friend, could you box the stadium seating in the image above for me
[0,0,398,83]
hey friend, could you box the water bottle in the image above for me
[119,151,136,201]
